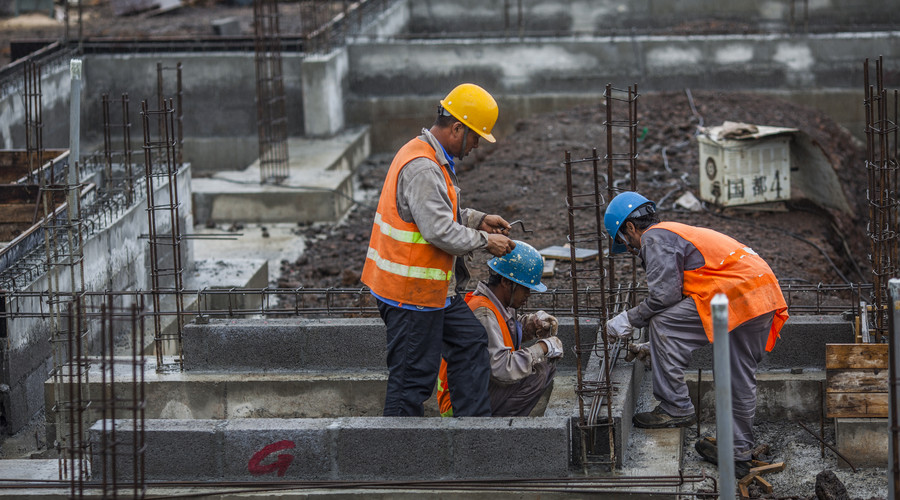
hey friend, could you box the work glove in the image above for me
[606,311,634,340]
[540,336,564,359]
[624,342,651,368]
[524,310,558,339]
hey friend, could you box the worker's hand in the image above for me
[624,342,651,368]
[524,310,558,339]
[606,311,634,340]
[540,336,564,359]
[486,234,515,257]
[480,214,511,235]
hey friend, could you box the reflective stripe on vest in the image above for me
[437,292,513,416]
[361,138,458,308]
[654,221,789,351]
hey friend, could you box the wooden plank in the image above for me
[827,369,888,393]
[826,392,889,418]
[826,344,887,370]
[739,483,750,498]
[754,475,774,494]
[749,462,785,474]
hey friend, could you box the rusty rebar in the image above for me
[253,0,290,184]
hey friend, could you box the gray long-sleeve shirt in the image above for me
[395,129,490,295]
[626,224,706,328]
[470,281,549,384]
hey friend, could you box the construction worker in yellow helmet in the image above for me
[361,83,515,417]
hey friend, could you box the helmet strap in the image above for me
[458,127,469,159]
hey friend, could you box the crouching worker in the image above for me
[437,241,563,417]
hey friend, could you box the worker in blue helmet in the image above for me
[436,241,563,417]
[603,191,789,479]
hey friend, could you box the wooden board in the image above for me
[539,245,599,262]
[826,392,889,418]
[825,343,887,370]
[827,369,888,393]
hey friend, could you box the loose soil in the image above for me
[281,91,871,306]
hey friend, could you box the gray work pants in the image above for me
[648,297,773,461]
[489,361,556,417]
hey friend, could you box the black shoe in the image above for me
[633,405,696,429]
[695,437,755,479]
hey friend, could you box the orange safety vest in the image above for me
[653,222,788,351]
[436,292,513,417]
[360,138,459,308]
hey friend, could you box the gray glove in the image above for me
[540,336,564,359]
[624,342,651,368]
[606,311,634,340]
[525,310,558,339]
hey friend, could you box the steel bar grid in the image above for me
[0,283,869,322]
[253,0,290,184]
[863,56,899,343]
[140,99,186,370]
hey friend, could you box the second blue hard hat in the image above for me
[603,191,656,254]
[487,240,547,292]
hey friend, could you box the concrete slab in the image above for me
[191,223,305,285]
[835,418,888,468]
[191,127,370,225]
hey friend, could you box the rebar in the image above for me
[141,99,186,370]
[23,60,44,186]
[253,0,290,184]
[863,56,899,343]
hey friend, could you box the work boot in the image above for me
[632,405,696,429]
[695,437,755,479]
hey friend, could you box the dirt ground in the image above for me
[281,90,870,305]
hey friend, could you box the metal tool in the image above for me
[509,220,534,234]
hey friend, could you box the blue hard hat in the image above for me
[487,240,547,292]
[603,191,656,254]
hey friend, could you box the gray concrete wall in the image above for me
[1,165,194,434]
[0,49,76,150]
[345,31,892,152]
[81,53,307,174]
[406,0,899,34]
[90,416,571,481]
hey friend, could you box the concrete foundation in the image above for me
[835,417,889,468]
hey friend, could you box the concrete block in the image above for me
[688,370,824,423]
[336,417,451,480]
[211,17,240,37]
[90,419,224,480]
[223,419,333,480]
[183,318,387,372]
[301,48,348,137]
[688,315,853,370]
[450,417,570,478]
[835,418,888,468]
[224,376,387,418]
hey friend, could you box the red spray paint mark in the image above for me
[247,440,295,476]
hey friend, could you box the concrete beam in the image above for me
[90,416,571,481]
[183,316,597,372]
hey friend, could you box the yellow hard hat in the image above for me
[439,83,498,143]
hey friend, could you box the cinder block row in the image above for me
[90,417,572,481]
[183,317,598,372]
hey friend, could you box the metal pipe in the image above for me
[711,294,735,496]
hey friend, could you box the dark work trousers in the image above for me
[378,294,492,417]
[648,297,774,461]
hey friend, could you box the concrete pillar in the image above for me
[301,48,348,137]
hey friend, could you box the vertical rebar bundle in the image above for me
[864,56,899,343]
[564,83,640,470]
[604,84,640,289]
[23,60,43,186]
[102,93,137,206]
[98,296,147,499]
[156,62,184,167]
[253,0,290,184]
[141,99,186,370]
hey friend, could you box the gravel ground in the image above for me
[627,365,889,499]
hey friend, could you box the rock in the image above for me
[815,470,850,500]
